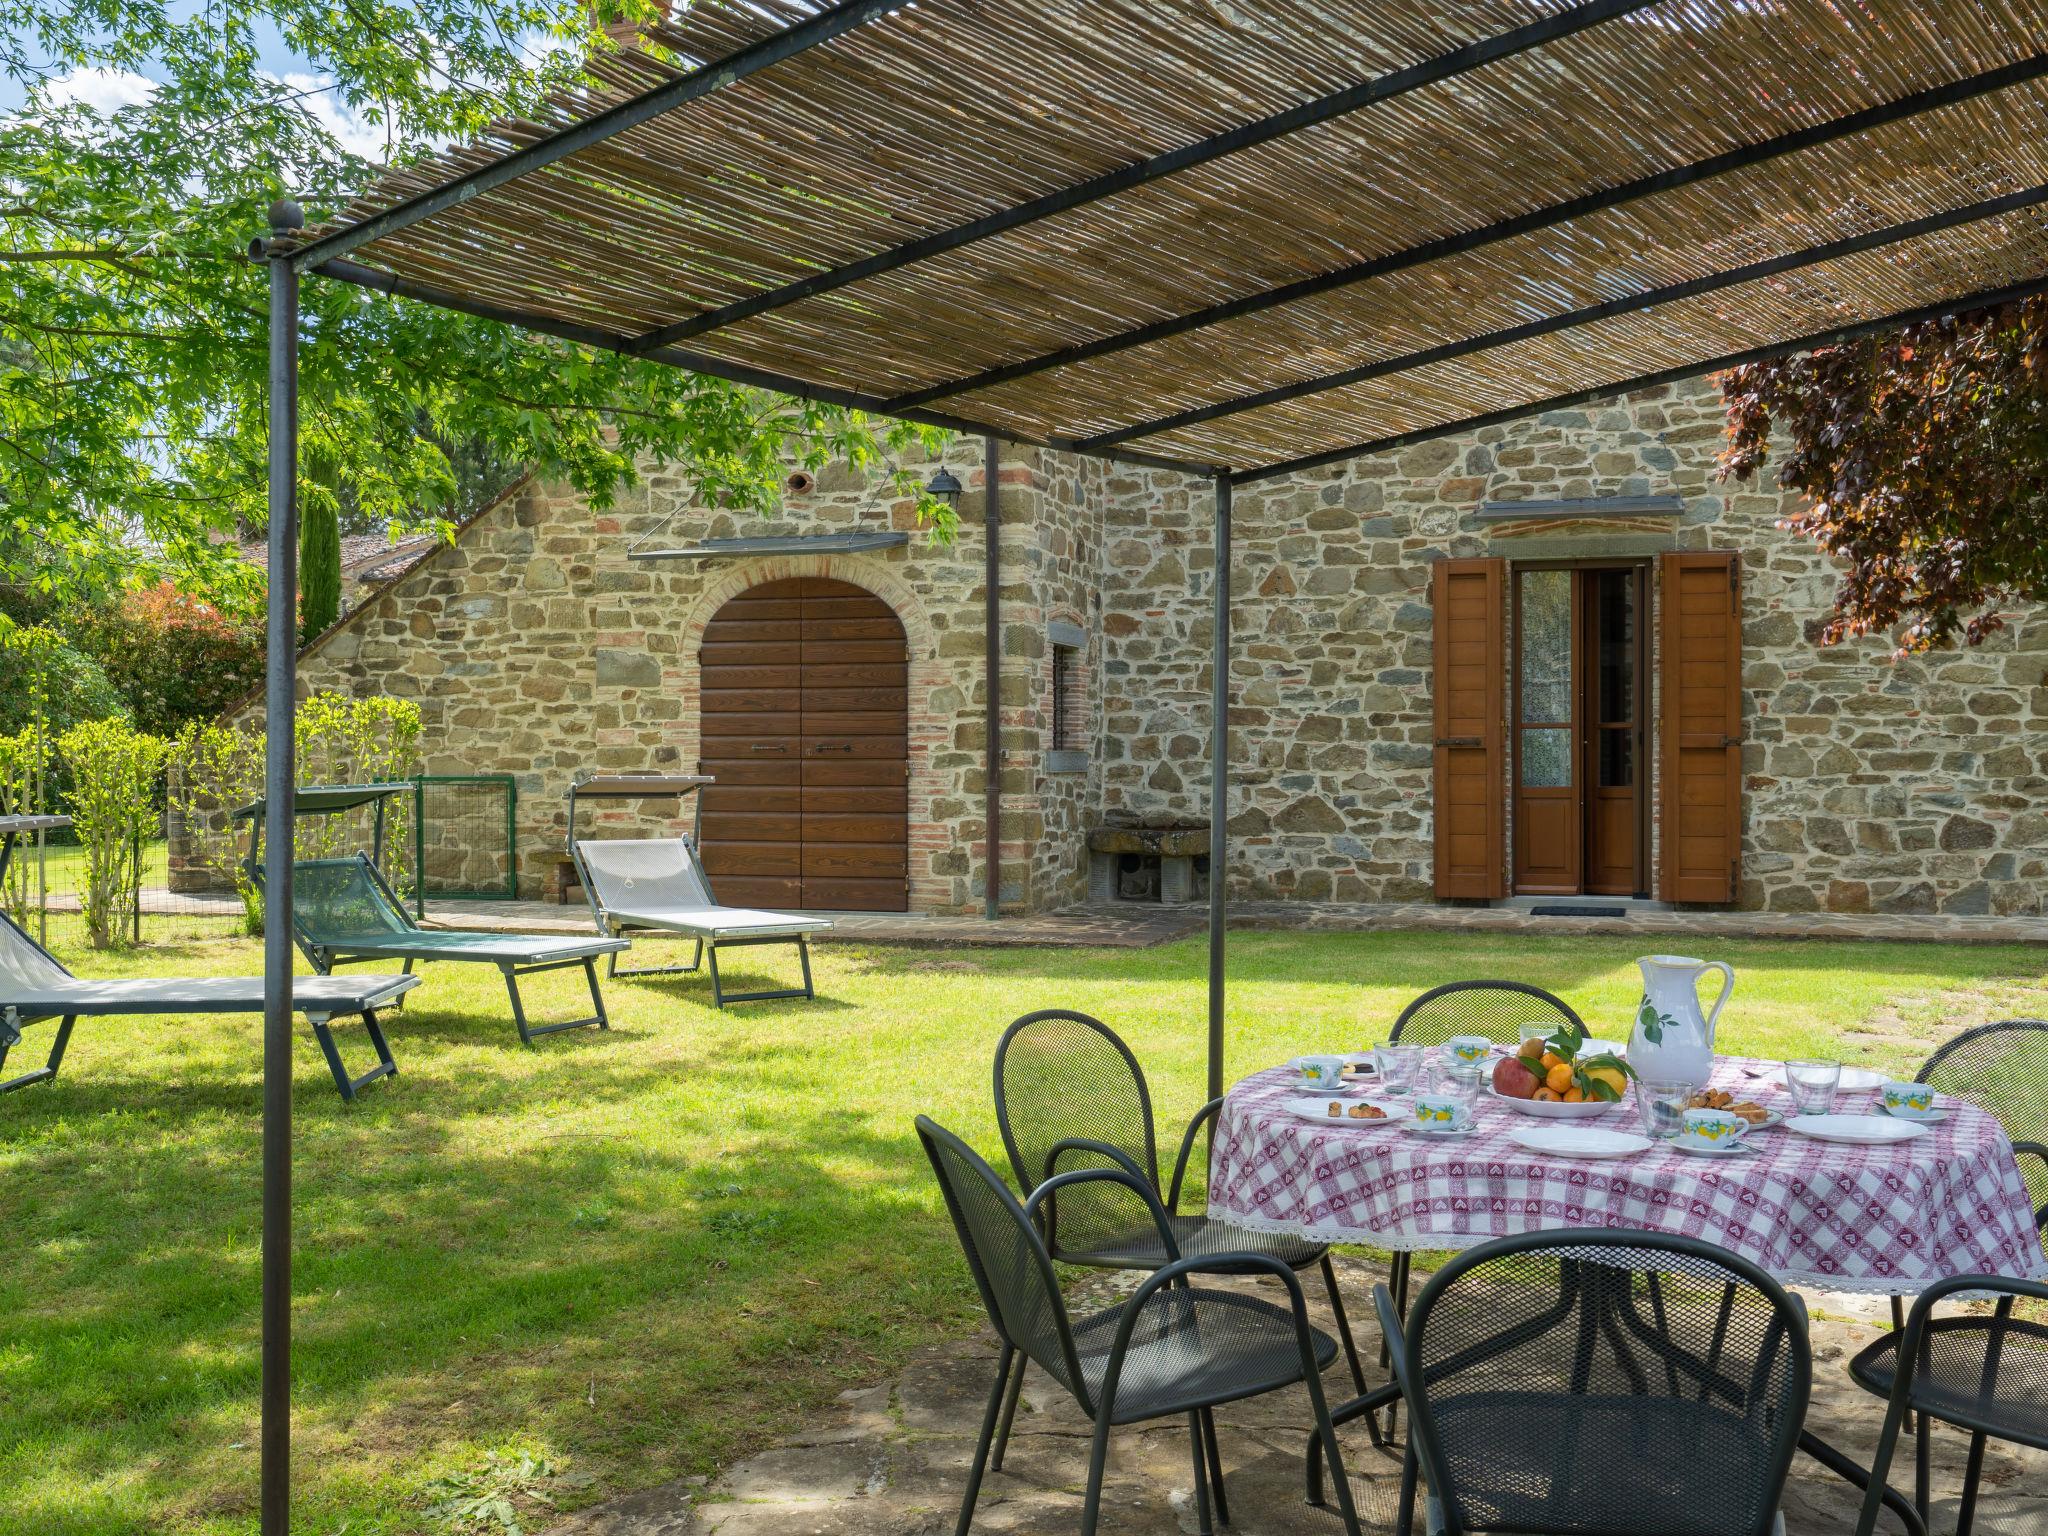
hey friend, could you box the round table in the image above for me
[1208,1056,2048,1295]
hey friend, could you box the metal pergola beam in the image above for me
[888,51,2048,415]
[1086,179,2048,452]
[287,0,907,271]
[624,0,1662,352]
[1226,270,2048,488]
[311,258,1221,481]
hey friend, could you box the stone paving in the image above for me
[425,896,2048,950]
[555,1255,2048,1536]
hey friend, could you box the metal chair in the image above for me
[1376,981,1587,1413]
[991,1008,1370,1453]
[1850,1273,2048,1536]
[918,1115,1365,1536]
[1864,1020,2048,1519]
[1373,1228,1811,1536]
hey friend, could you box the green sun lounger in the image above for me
[0,815,419,1101]
[240,786,629,1048]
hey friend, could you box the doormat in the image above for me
[1527,905,1633,918]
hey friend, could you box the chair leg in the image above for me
[585,958,610,1030]
[1956,1431,1989,1536]
[954,1345,1012,1536]
[1378,1250,1411,1439]
[990,1350,1026,1472]
[505,966,535,1046]
[1200,1406,1228,1527]
[0,1012,74,1093]
[1320,1253,1370,1397]
[1853,1372,1915,1536]
[1890,1295,1921,1439]
[1080,1407,1114,1536]
[1394,1440,1419,1536]
[1914,1394,1930,1526]
[1186,1412,1215,1536]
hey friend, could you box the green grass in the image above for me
[2,929,2045,1535]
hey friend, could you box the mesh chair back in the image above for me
[0,910,72,990]
[917,1116,1088,1403]
[575,838,716,913]
[994,1010,1161,1254]
[1920,1019,2048,1223]
[1391,979,1584,1048]
[291,856,416,939]
[1400,1230,1808,1536]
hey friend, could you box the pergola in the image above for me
[248,1,2048,1525]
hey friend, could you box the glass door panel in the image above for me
[1512,569,1580,892]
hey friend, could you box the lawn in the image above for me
[3,928,2046,1535]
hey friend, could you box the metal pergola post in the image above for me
[1208,475,1230,1103]
[984,434,1001,923]
[258,197,301,1536]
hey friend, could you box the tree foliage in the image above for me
[0,1,951,613]
[1718,296,2048,653]
[299,497,341,639]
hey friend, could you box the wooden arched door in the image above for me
[697,577,909,911]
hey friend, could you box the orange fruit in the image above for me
[1544,1062,1575,1093]
[1562,1086,1586,1103]
[1540,1051,1565,1070]
[1533,1087,1563,1102]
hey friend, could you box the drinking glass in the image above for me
[1785,1059,1842,1116]
[1374,1042,1424,1096]
[1442,1056,1485,1111]
[1518,1022,1555,1051]
[1636,1079,1693,1141]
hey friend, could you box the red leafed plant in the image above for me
[1717,296,2048,654]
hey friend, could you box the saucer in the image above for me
[1403,1120,1478,1139]
[1671,1139,1756,1158]
[1293,1083,1354,1096]
[1880,1104,1947,1124]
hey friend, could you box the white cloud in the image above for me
[277,71,392,162]
[44,67,156,115]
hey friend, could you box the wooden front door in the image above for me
[1510,564,1649,897]
[697,577,909,911]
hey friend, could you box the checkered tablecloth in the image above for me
[1207,1058,2048,1295]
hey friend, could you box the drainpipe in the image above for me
[984,434,1001,921]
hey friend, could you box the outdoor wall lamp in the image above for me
[925,466,963,506]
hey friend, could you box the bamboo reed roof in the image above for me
[298,0,2048,483]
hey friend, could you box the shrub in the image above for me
[73,584,264,737]
[0,621,127,738]
[59,717,169,949]
[0,728,46,929]
[300,501,342,642]
[169,693,424,934]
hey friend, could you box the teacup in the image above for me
[1880,1080,1939,1120]
[1677,1107,1748,1150]
[1411,1092,1473,1132]
[1444,1034,1494,1067]
[1293,1055,1346,1091]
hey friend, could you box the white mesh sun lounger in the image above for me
[0,910,419,1102]
[571,837,831,1006]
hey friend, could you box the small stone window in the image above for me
[1046,619,1087,775]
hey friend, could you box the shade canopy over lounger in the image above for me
[238,785,628,1047]
[0,814,417,1100]
[567,775,830,1005]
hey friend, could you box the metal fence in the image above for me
[412,774,517,910]
[15,774,520,957]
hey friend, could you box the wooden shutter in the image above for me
[1657,551,1743,903]
[1432,557,1506,899]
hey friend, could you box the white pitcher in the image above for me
[1629,955,1735,1088]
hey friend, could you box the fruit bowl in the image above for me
[1485,1083,1627,1119]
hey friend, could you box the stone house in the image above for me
[260,372,2048,919]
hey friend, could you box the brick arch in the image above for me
[673,555,946,911]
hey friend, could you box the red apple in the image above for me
[1492,1055,1541,1099]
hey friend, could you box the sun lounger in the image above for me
[567,776,830,1006]
[0,814,419,1100]
[260,854,630,1046]
[238,784,630,1047]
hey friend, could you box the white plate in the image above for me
[1292,1083,1354,1096]
[1486,1083,1625,1119]
[1508,1125,1653,1160]
[1285,1097,1397,1127]
[1785,1113,1929,1145]
[1770,1065,1886,1093]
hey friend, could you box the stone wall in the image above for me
[240,372,2048,919]
[1077,374,2048,916]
